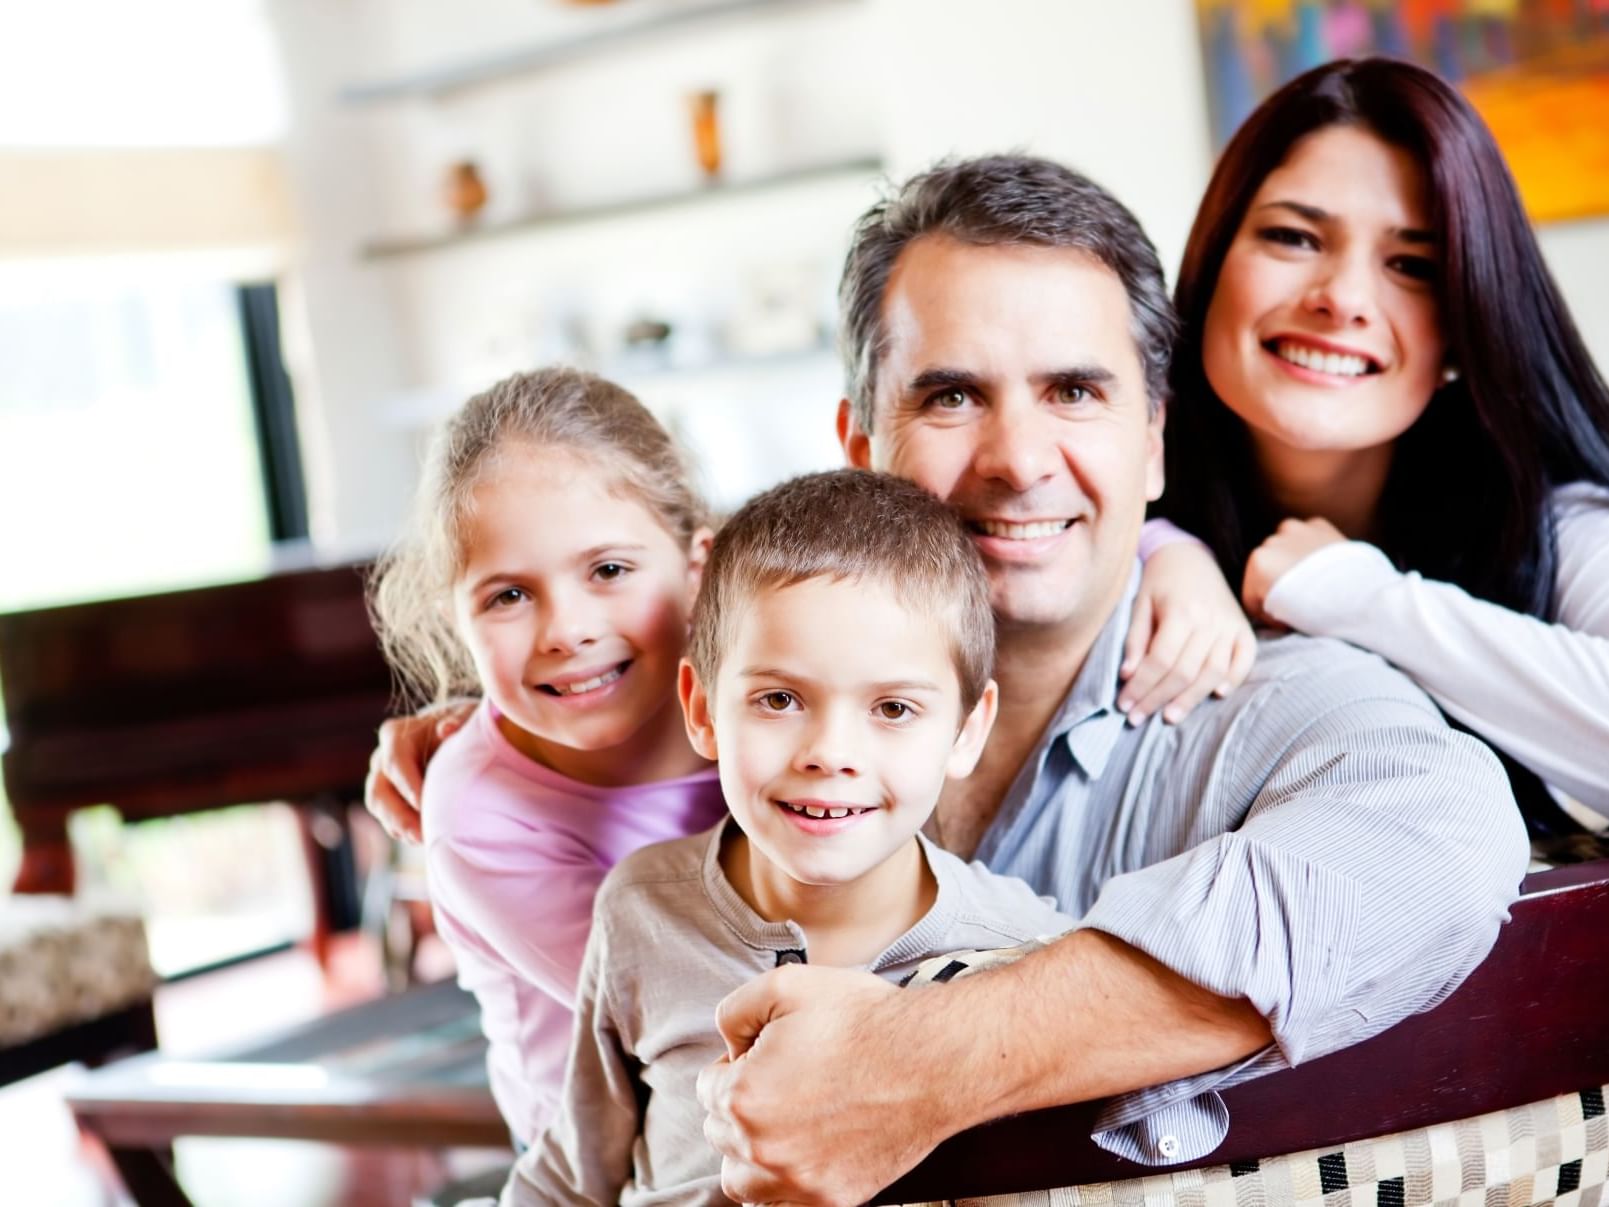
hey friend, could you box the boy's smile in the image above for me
[680,574,996,922]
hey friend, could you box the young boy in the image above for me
[503,469,1074,1205]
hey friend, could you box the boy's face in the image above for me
[680,575,995,889]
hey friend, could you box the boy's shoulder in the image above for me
[594,826,720,920]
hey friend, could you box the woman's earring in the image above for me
[1440,365,1461,386]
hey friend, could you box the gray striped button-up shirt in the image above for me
[977,567,1529,1165]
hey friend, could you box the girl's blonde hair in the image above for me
[369,367,707,707]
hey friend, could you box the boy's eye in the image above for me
[758,690,797,712]
[593,562,630,582]
[876,701,913,721]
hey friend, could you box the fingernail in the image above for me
[1163,706,1181,724]
[1117,696,1133,712]
[1126,710,1146,727]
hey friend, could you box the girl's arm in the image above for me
[427,826,603,1007]
[504,917,641,1205]
[1252,486,1609,811]
[1122,519,1257,725]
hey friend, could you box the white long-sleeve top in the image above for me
[1263,481,1609,812]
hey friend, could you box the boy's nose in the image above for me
[794,710,861,776]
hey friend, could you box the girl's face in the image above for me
[1201,124,1446,469]
[451,443,707,780]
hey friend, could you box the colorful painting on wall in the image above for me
[1195,1,1609,222]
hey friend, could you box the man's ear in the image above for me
[1144,399,1166,503]
[678,659,719,761]
[684,526,715,612]
[837,398,873,470]
[945,679,999,780]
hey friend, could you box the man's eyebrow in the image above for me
[1255,199,1435,244]
[1041,365,1117,390]
[906,367,987,394]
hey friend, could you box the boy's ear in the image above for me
[684,526,715,612]
[945,679,998,780]
[678,659,719,761]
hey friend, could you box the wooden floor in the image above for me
[5,933,508,1207]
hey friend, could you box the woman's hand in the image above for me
[363,699,477,843]
[1121,540,1256,725]
[1242,518,1348,624]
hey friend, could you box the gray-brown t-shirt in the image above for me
[503,820,1075,1206]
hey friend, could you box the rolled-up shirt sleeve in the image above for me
[1079,662,1529,1163]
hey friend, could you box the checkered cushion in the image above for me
[0,895,157,1045]
[896,1086,1609,1207]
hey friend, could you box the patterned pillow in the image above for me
[0,895,157,1046]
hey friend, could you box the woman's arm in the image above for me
[1255,486,1609,810]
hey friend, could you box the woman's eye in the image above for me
[1257,225,1318,250]
[1388,254,1436,283]
[877,701,913,721]
[759,691,797,712]
[593,562,629,582]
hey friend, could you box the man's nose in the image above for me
[970,401,1056,491]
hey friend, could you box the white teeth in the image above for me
[975,519,1070,539]
[781,801,868,819]
[804,805,827,818]
[1275,341,1370,378]
[551,666,623,695]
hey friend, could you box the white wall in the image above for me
[269,0,1609,551]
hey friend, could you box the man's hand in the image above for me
[1121,539,1256,725]
[697,965,935,1207]
[1242,518,1348,624]
[362,700,476,843]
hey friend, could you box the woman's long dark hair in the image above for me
[1159,57,1609,833]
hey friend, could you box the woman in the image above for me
[1158,57,1609,830]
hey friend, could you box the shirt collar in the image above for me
[1044,561,1141,781]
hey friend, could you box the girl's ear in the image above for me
[945,679,999,780]
[678,658,719,761]
[685,526,715,611]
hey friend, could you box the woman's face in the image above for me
[1201,124,1446,468]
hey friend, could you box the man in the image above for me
[367,157,1526,1205]
[691,156,1526,1204]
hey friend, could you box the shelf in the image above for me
[339,0,856,105]
[359,156,882,261]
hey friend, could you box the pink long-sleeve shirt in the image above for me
[421,701,727,1142]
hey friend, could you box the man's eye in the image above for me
[759,691,797,712]
[593,562,629,582]
[1057,384,1090,405]
[877,701,913,721]
[926,388,970,410]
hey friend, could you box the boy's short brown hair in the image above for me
[688,469,994,714]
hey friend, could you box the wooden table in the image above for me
[66,980,507,1207]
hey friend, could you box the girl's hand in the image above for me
[1242,518,1348,624]
[363,699,477,843]
[1120,541,1256,725]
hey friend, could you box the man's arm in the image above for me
[699,932,1269,1206]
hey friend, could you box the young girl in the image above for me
[369,367,728,1141]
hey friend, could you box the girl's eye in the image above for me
[759,691,797,712]
[1257,225,1318,250]
[877,701,913,721]
[1388,254,1436,283]
[489,587,527,608]
[593,562,630,582]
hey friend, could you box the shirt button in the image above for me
[1158,1135,1181,1159]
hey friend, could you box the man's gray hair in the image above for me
[838,155,1179,431]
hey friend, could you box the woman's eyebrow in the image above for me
[1255,199,1434,243]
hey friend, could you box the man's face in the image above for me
[838,235,1164,637]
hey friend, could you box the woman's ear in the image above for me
[685,526,715,611]
[945,679,999,780]
[678,659,719,761]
